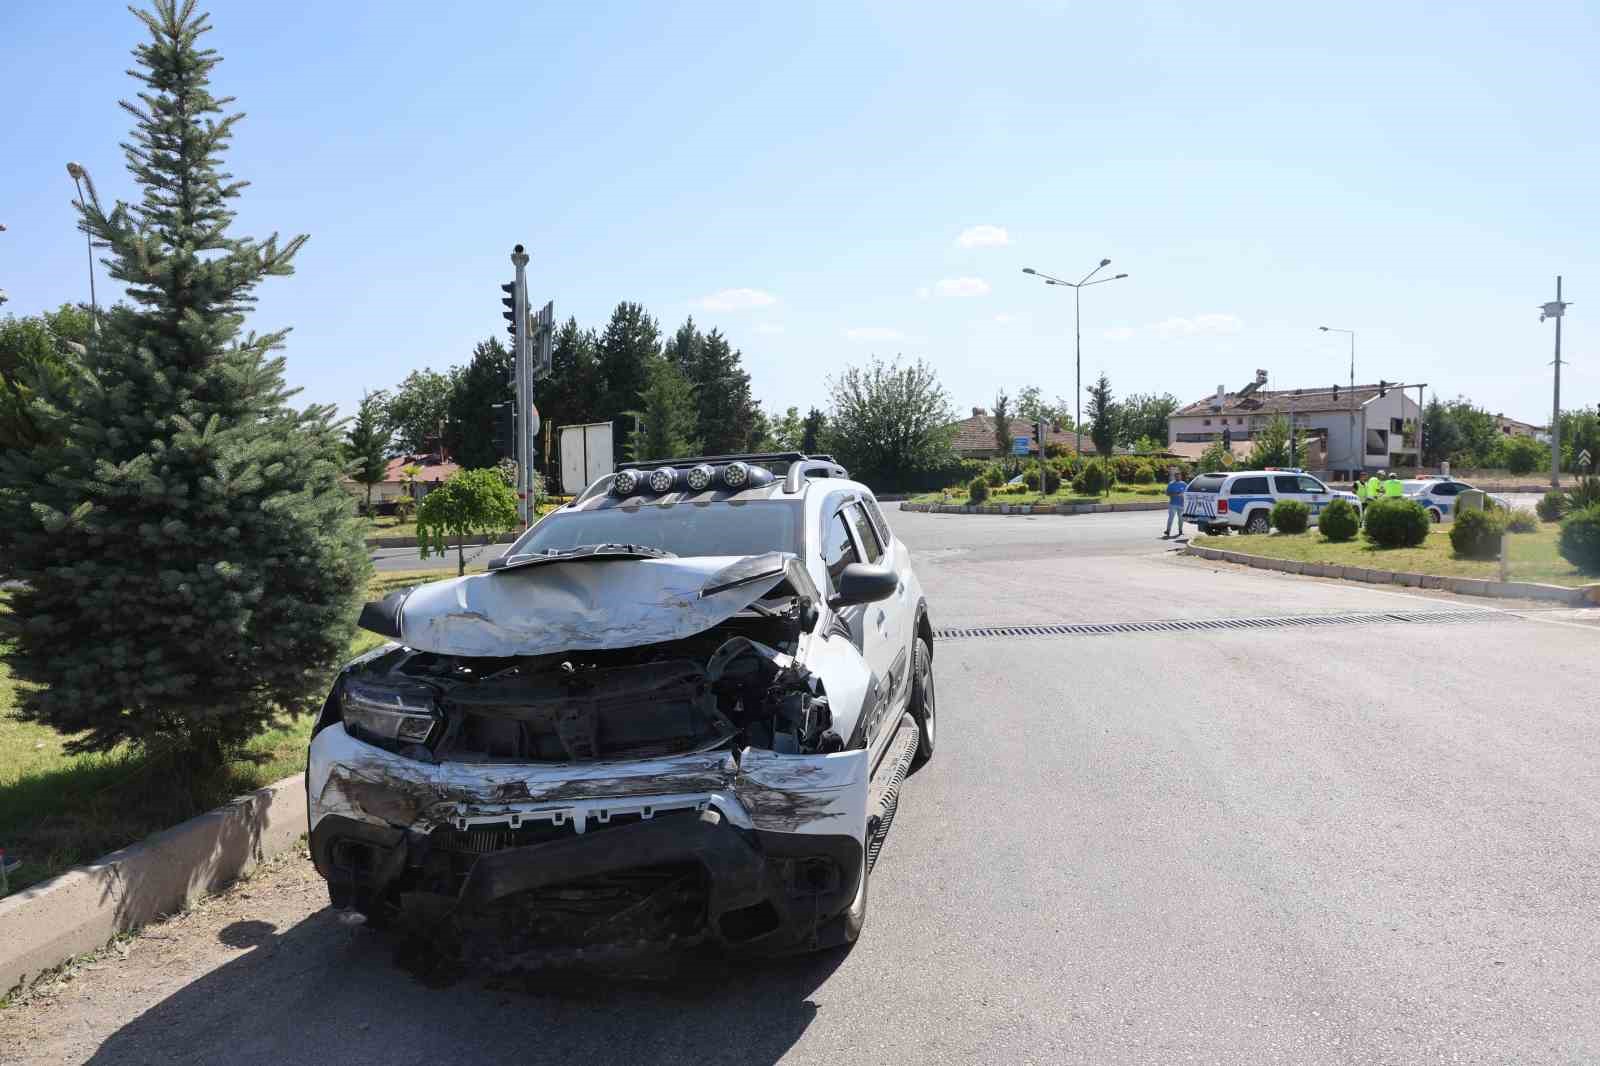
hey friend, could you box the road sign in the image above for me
[1580,448,1592,472]
[1012,436,1030,456]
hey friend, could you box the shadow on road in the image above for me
[86,907,846,1066]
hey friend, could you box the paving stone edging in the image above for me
[0,773,307,995]
[900,500,1167,516]
[1184,543,1600,606]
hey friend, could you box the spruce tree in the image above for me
[684,328,757,454]
[443,338,511,469]
[0,0,369,766]
[347,390,392,511]
[628,358,699,461]
[597,302,661,446]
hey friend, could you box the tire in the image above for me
[1429,509,1442,523]
[908,637,935,770]
[1244,511,1270,535]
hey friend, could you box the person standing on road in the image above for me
[1384,471,1405,498]
[1365,471,1384,501]
[1163,469,1188,539]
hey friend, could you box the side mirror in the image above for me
[828,563,897,610]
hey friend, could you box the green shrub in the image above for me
[1565,476,1600,513]
[1537,490,1568,523]
[1362,498,1430,548]
[983,464,1006,487]
[1557,503,1600,574]
[1450,507,1508,559]
[968,477,989,504]
[1506,508,1538,533]
[1319,497,1359,542]
[1271,499,1310,534]
[1023,469,1040,491]
[1041,465,1062,494]
[1130,461,1157,484]
[1073,462,1108,496]
[1502,435,1546,475]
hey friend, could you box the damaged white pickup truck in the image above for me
[305,454,935,963]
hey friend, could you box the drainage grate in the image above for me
[934,608,1512,642]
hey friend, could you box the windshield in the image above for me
[507,500,804,559]
[1187,474,1227,493]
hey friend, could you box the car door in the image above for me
[1273,474,1312,515]
[1429,481,1462,519]
[820,500,899,753]
[1294,474,1333,521]
[845,500,908,723]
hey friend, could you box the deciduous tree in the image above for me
[417,468,520,576]
[824,356,955,490]
[386,367,454,454]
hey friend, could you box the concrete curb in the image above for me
[0,773,307,995]
[900,500,1166,517]
[1183,543,1599,605]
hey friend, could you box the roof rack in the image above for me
[615,451,828,472]
[783,456,849,493]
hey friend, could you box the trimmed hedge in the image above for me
[1362,498,1430,548]
[1318,497,1360,542]
[1450,507,1507,559]
[1271,499,1310,534]
[1506,508,1538,534]
[1537,490,1568,523]
[1073,462,1109,496]
[1558,503,1600,574]
[968,477,989,504]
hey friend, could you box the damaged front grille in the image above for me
[430,807,702,858]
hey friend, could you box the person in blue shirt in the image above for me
[1163,469,1189,538]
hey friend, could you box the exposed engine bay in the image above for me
[342,602,840,765]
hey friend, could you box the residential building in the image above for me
[1168,370,1421,477]
[342,452,461,509]
[1493,414,1546,439]
[949,407,1138,460]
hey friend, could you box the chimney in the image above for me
[1211,385,1225,411]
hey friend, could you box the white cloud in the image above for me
[753,322,785,335]
[915,286,931,300]
[992,312,1018,324]
[933,276,991,297]
[1102,314,1240,342]
[698,287,777,312]
[844,327,906,343]
[955,225,1011,249]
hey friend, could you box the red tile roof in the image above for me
[949,413,1140,457]
[381,454,461,484]
[1173,384,1389,418]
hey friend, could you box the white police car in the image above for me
[1181,469,1362,535]
[1402,479,1509,523]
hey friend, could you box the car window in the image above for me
[1297,476,1327,493]
[861,495,892,545]
[1231,476,1270,494]
[1273,476,1301,493]
[513,500,803,558]
[1434,483,1461,496]
[821,511,859,590]
[1188,474,1227,494]
[846,504,883,564]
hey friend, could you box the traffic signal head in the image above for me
[491,402,515,458]
[1378,380,1388,397]
[501,281,516,339]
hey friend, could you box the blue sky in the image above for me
[4,0,1597,428]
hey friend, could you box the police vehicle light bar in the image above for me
[686,464,714,491]
[647,467,677,494]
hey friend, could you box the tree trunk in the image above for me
[457,535,465,577]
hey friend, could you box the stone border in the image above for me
[901,500,1166,516]
[0,773,306,995]
[1184,543,1600,606]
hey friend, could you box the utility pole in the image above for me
[511,245,531,526]
[1540,276,1569,489]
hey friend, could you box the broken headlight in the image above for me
[341,677,440,747]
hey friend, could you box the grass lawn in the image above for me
[0,568,464,895]
[909,485,1167,506]
[1190,525,1594,587]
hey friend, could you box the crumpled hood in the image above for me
[380,551,813,657]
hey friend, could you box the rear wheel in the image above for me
[1245,511,1270,535]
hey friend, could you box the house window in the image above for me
[1391,418,1404,434]
[1202,419,1211,426]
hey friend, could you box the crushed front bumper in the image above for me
[306,724,868,954]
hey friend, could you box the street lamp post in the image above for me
[1023,261,1128,457]
[1319,326,1357,476]
[66,162,101,339]
[1539,277,1569,489]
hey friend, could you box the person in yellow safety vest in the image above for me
[1384,473,1405,498]
[1364,472,1383,501]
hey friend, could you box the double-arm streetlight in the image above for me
[1023,260,1128,456]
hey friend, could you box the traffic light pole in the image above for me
[511,245,531,526]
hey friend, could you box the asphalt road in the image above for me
[6,504,1598,1065]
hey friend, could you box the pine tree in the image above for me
[0,0,369,767]
[443,337,511,469]
[540,316,603,481]
[683,327,757,455]
[597,301,660,446]
[628,358,699,461]
[1086,373,1116,496]
[801,408,826,454]
[347,390,391,512]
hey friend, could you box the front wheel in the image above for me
[1244,511,1270,535]
[908,637,935,769]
